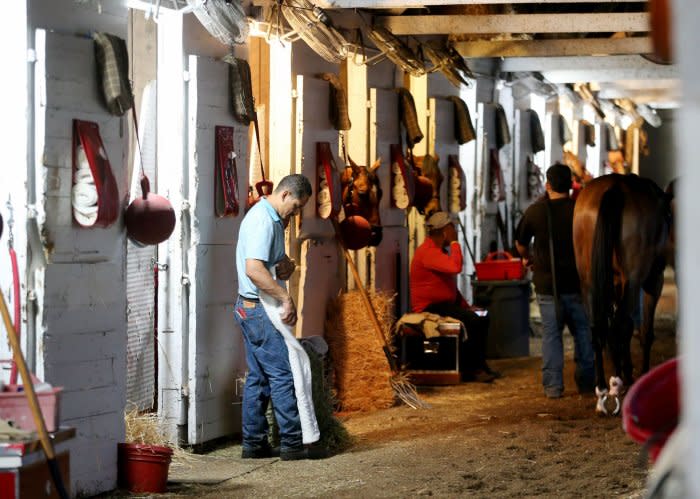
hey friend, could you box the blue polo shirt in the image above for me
[235,198,286,299]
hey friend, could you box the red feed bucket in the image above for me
[622,357,680,462]
[118,443,173,493]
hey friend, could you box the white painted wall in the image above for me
[156,10,188,446]
[0,0,29,369]
[33,28,128,496]
[370,87,409,313]
[292,73,342,337]
[184,55,249,443]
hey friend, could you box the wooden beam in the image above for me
[376,12,649,35]
[320,0,643,7]
[501,54,674,72]
[455,37,653,58]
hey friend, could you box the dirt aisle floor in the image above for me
[105,279,678,498]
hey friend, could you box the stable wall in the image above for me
[27,0,130,494]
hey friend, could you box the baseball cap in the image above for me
[425,211,453,230]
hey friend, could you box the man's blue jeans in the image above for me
[536,293,595,398]
[234,298,302,452]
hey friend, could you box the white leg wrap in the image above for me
[595,387,609,415]
[609,376,624,397]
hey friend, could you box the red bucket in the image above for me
[118,443,173,493]
[622,357,680,462]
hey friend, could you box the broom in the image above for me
[332,219,428,410]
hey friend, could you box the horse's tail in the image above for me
[591,183,624,332]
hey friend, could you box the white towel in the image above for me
[72,146,99,226]
[259,277,320,445]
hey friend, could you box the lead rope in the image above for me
[6,196,20,385]
[252,103,267,184]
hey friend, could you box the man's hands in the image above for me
[443,223,458,244]
[280,296,298,326]
[276,255,296,281]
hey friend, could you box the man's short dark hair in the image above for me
[546,163,572,193]
[275,174,312,199]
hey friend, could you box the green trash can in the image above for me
[472,279,531,358]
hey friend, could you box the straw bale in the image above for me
[325,290,397,412]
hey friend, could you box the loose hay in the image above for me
[325,290,397,412]
[125,408,193,466]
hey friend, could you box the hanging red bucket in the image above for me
[622,357,680,463]
[118,443,173,493]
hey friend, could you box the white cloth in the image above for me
[259,276,320,445]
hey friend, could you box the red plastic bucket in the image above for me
[118,443,173,493]
[622,357,680,462]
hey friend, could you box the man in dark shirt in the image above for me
[515,163,594,399]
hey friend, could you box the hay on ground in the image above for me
[325,290,397,412]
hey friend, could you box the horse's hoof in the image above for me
[605,394,622,416]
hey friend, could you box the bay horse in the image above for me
[573,173,674,415]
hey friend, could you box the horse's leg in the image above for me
[641,258,666,374]
[619,283,637,387]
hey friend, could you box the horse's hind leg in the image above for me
[618,285,637,386]
[641,258,666,374]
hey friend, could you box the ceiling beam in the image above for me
[376,12,649,35]
[455,37,652,58]
[541,68,679,82]
[320,0,643,7]
[500,55,674,72]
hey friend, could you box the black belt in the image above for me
[239,295,260,303]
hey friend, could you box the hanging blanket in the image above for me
[93,32,133,116]
[397,88,424,148]
[446,96,475,145]
[495,104,511,149]
[528,110,545,153]
[319,73,351,131]
[260,276,320,445]
[557,114,572,145]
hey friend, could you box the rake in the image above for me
[332,219,429,410]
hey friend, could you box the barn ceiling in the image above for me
[319,0,676,107]
[135,0,677,107]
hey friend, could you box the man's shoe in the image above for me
[483,364,502,379]
[462,370,496,383]
[544,387,564,399]
[280,443,328,461]
[241,444,279,459]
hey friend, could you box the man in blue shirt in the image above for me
[235,174,317,461]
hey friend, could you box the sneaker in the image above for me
[280,443,329,461]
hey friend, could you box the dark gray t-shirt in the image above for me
[516,196,580,296]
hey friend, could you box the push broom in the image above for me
[0,291,69,499]
[332,219,428,410]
